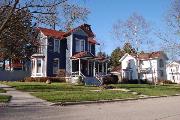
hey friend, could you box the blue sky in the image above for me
[78,0,171,55]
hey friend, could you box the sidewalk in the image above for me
[0,84,52,107]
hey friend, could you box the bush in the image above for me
[102,74,119,84]
[24,77,66,83]
[121,79,149,84]
[158,80,174,84]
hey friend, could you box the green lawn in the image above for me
[0,95,11,103]
[2,82,180,103]
[112,84,180,96]
[0,88,6,93]
[32,90,137,102]
[3,82,99,92]
[1,82,138,102]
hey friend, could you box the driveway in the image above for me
[1,96,180,120]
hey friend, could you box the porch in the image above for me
[71,52,109,78]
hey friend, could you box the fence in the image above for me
[0,70,30,81]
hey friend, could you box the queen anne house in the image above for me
[166,61,180,84]
[31,24,108,85]
[119,51,168,83]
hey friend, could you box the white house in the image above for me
[119,51,168,83]
[166,61,180,84]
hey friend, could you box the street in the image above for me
[1,96,180,120]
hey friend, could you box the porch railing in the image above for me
[71,71,86,79]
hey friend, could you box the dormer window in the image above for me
[75,38,85,52]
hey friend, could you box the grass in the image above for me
[2,82,180,103]
[0,88,6,93]
[1,82,138,102]
[3,82,99,92]
[112,84,180,96]
[32,90,137,102]
[0,95,11,103]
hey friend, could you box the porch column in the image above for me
[105,63,108,75]
[79,58,81,75]
[34,59,37,76]
[87,60,89,76]
[93,61,96,77]
[102,63,104,74]
[98,63,99,74]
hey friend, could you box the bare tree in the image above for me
[0,0,90,69]
[158,0,180,60]
[112,13,150,51]
[112,12,151,82]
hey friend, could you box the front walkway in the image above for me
[0,84,52,107]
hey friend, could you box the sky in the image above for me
[77,0,171,55]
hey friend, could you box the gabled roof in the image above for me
[137,51,168,60]
[111,66,121,73]
[37,24,99,45]
[119,53,130,62]
[71,51,94,59]
[63,24,95,37]
[37,27,65,39]
[167,61,180,67]
[119,51,168,62]
[88,38,100,45]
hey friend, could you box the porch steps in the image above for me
[84,77,102,86]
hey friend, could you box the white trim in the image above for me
[79,58,81,75]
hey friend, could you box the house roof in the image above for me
[37,27,65,39]
[63,24,95,37]
[37,24,99,45]
[111,66,121,73]
[137,51,168,60]
[88,38,100,45]
[119,51,168,62]
[71,51,95,59]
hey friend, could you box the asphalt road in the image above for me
[0,96,180,120]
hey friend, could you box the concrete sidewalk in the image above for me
[0,84,52,107]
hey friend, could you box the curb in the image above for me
[50,94,180,106]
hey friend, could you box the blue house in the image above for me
[31,24,108,81]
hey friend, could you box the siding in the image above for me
[47,37,66,77]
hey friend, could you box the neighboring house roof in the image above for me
[111,66,121,73]
[119,51,168,62]
[167,61,180,67]
[137,51,168,60]
[71,51,95,59]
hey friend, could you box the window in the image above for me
[53,58,59,74]
[88,43,92,53]
[159,59,164,68]
[160,70,164,77]
[36,59,41,73]
[75,39,85,52]
[54,39,60,53]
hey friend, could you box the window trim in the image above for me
[53,58,59,74]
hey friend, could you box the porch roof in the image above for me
[71,51,95,59]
